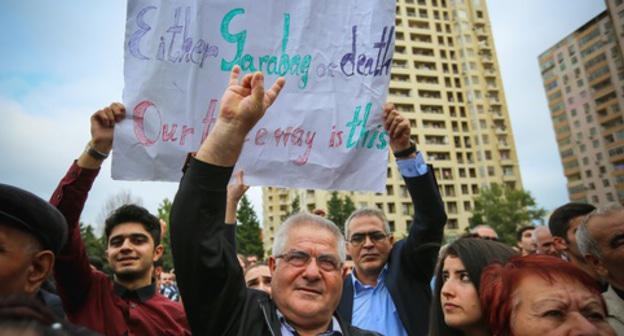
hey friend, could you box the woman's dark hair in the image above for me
[429,238,517,336]
[104,204,161,246]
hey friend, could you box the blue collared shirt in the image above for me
[351,266,408,336]
[396,152,428,177]
[278,310,343,336]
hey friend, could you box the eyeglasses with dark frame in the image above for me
[275,250,343,272]
[348,231,389,246]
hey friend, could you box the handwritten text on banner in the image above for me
[113,0,396,192]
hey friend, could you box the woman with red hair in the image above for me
[480,254,615,336]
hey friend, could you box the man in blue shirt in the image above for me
[338,104,447,336]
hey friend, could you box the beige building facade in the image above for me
[263,0,523,251]
[539,3,624,206]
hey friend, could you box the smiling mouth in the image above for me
[117,257,138,263]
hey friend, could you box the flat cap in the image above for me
[0,183,68,254]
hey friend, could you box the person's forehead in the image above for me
[522,229,534,237]
[246,266,271,280]
[567,216,585,231]
[516,274,598,307]
[442,255,465,271]
[284,224,338,252]
[0,223,37,245]
[477,227,497,237]
[109,222,151,238]
[349,215,385,231]
[589,211,624,242]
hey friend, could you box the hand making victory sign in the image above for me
[197,66,286,167]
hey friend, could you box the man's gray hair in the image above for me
[576,205,624,259]
[344,207,391,239]
[531,225,550,243]
[272,212,346,262]
[469,225,499,238]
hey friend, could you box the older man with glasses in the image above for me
[170,67,379,335]
[337,105,447,336]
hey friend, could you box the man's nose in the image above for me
[301,258,322,280]
[362,235,375,248]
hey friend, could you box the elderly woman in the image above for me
[430,238,517,336]
[480,254,615,336]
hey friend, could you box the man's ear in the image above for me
[268,256,277,276]
[341,264,349,280]
[25,250,55,295]
[552,236,568,252]
[584,254,608,279]
[153,244,165,261]
[388,234,395,245]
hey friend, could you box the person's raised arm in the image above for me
[170,67,284,335]
[383,104,446,281]
[226,170,250,225]
[51,103,125,312]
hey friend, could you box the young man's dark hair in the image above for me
[516,225,534,242]
[104,204,161,245]
[548,202,595,240]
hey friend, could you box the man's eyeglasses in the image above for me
[275,250,342,272]
[348,231,389,246]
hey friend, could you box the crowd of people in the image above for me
[0,67,623,335]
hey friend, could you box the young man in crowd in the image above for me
[169,67,379,335]
[549,202,599,280]
[337,105,447,336]
[516,225,535,256]
[577,206,624,334]
[50,103,190,335]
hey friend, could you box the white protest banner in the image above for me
[113,0,396,192]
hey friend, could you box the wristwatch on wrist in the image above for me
[85,141,110,161]
[393,140,417,159]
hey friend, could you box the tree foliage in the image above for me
[80,222,106,260]
[326,192,357,234]
[469,183,546,245]
[97,190,143,226]
[286,195,301,217]
[157,198,174,271]
[236,195,264,258]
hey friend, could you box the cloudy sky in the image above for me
[0,1,606,232]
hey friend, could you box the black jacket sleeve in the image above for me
[170,158,245,335]
[400,165,447,282]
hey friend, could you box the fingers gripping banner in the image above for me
[113,0,396,192]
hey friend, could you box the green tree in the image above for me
[80,222,106,260]
[236,195,264,258]
[469,183,546,245]
[157,198,174,271]
[286,195,301,217]
[326,192,356,234]
[343,195,356,221]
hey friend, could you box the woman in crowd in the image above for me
[480,254,615,336]
[430,237,517,336]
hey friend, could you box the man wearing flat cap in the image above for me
[0,183,67,314]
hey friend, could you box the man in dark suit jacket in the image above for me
[338,105,447,336]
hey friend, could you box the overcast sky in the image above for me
[0,1,606,232]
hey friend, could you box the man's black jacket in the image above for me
[170,159,379,335]
[337,166,447,336]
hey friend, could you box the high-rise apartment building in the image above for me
[539,3,624,206]
[263,0,523,251]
